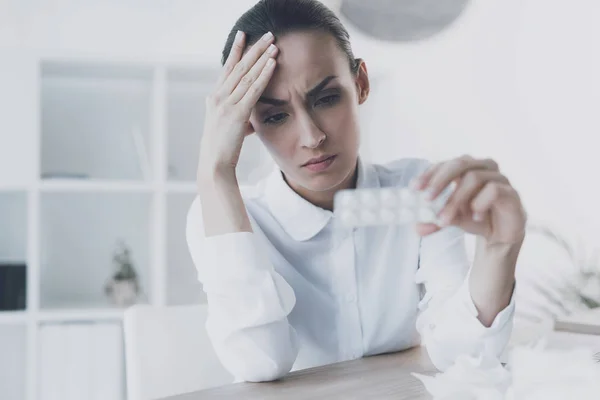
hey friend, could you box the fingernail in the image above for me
[473,212,483,222]
[409,178,420,190]
[267,43,277,54]
[235,30,244,42]
[262,31,273,41]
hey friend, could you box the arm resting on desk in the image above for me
[186,197,299,382]
[415,227,515,371]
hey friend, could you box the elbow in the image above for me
[220,343,296,383]
[421,339,456,372]
[232,356,295,382]
[210,322,299,383]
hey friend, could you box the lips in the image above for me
[303,154,336,167]
[302,154,337,172]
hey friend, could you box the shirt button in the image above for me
[428,323,436,331]
[345,293,356,303]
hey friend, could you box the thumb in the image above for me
[415,223,441,236]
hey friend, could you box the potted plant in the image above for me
[104,239,141,307]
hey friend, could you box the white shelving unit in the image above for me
[0,55,275,400]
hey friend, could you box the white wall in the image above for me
[349,0,600,237]
[1,0,598,232]
[0,0,252,62]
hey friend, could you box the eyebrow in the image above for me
[257,75,338,106]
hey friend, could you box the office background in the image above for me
[0,0,598,399]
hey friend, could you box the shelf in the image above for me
[0,324,27,399]
[40,179,154,193]
[37,305,127,323]
[0,185,29,192]
[41,61,154,181]
[0,310,28,325]
[0,193,28,315]
[40,193,151,309]
[42,61,154,82]
[166,193,206,305]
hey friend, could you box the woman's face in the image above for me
[249,30,369,193]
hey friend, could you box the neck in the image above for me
[284,160,359,211]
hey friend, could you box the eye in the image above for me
[315,94,340,107]
[263,113,288,125]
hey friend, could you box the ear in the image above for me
[354,58,370,105]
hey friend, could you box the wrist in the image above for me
[197,161,237,184]
[472,236,521,288]
[477,234,524,260]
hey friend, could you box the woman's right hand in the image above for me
[198,30,278,180]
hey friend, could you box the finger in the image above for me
[437,170,509,225]
[426,156,498,201]
[229,43,278,104]
[411,163,442,191]
[238,57,277,110]
[415,223,441,236]
[216,30,246,88]
[220,31,275,97]
[470,182,515,221]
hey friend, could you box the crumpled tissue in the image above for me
[413,340,600,400]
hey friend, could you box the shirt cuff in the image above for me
[423,273,516,348]
[457,276,516,334]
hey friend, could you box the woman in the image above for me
[186,0,527,382]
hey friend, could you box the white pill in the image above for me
[379,209,396,224]
[379,189,397,208]
[359,209,379,225]
[359,190,379,208]
[398,207,416,223]
[398,188,416,206]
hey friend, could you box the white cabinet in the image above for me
[0,324,27,400]
[0,57,274,400]
[0,51,38,189]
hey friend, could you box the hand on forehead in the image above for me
[253,31,351,101]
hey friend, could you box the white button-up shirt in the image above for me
[186,157,515,382]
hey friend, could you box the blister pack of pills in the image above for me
[333,183,455,228]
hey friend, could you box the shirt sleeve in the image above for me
[415,225,516,371]
[185,196,299,382]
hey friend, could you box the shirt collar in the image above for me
[265,157,380,241]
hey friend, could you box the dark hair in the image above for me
[221,0,360,75]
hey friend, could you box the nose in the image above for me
[297,112,326,149]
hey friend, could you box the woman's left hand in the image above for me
[411,155,527,245]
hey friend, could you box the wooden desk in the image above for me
[163,346,436,400]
